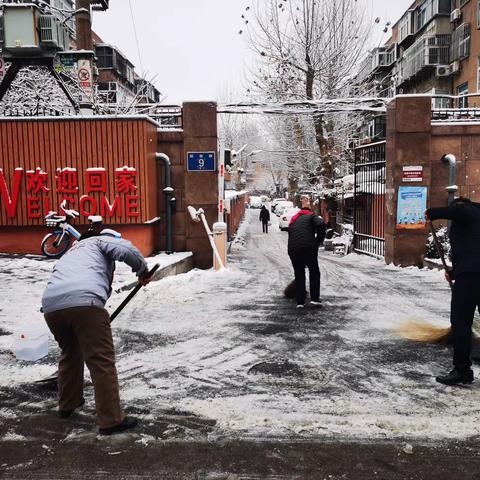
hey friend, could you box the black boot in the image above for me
[59,398,85,418]
[436,369,474,386]
[99,416,138,436]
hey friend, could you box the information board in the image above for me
[396,186,428,230]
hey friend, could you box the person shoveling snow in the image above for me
[41,229,155,435]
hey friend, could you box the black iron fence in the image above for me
[353,141,386,258]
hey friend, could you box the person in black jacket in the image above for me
[426,198,480,386]
[259,205,270,233]
[288,197,326,308]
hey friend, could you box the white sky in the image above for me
[93,0,414,104]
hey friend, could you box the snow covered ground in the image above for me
[1,211,480,443]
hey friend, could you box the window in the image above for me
[416,0,451,31]
[429,88,450,108]
[95,46,114,69]
[399,11,414,42]
[477,0,480,29]
[458,82,469,108]
[451,23,471,60]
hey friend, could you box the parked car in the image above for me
[271,198,287,213]
[249,196,263,208]
[275,201,294,217]
[279,207,300,231]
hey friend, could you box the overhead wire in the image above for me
[128,0,144,75]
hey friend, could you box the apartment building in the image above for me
[450,0,480,106]
[92,33,161,109]
[355,0,480,140]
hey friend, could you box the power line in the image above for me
[128,0,144,75]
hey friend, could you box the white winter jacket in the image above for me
[42,235,149,314]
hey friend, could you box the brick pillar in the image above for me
[385,96,432,267]
[183,102,219,269]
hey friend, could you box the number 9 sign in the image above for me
[187,152,216,172]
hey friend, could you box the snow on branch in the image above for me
[218,98,389,116]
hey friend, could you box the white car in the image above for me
[275,201,294,217]
[279,207,300,231]
[249,196,263,208]
[271,198,287,212]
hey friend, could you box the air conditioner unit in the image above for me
[450,8,461,22]
[451,60,460,74]
[436,65,452,77]
[39,15,61,49]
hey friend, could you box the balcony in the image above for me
[398,10,415,46]
[355,45,397,85]
[415,0,451,33]
[397,34,451,84]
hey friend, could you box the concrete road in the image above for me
[1,210,480,478]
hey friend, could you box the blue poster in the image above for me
[396,186,427,230]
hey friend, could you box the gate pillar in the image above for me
[385,96,432,267]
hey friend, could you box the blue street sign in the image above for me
[187,152,216,172]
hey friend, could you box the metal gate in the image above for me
[353,141,386,257]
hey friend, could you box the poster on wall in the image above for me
[396,186,427,230]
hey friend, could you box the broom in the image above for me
[284,279,308,300]
[395,221,452,344]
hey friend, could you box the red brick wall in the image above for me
[386,96,480,266]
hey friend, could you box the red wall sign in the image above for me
[0,166,141,220]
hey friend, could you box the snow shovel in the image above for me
[35,263,160,385]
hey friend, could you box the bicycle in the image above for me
[41,200,102,258]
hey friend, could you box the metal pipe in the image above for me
[441,154,457,233]
[441,154,457,206]
[155,153,173,254]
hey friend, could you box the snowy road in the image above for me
[1,210,480,447]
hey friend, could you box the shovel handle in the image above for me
[110,263,160,322]
[428,221,453,290]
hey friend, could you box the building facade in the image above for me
[356,0,480,142]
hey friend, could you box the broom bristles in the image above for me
[396,320,452,344]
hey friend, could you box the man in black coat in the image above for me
[426,198,480,386]
[259,205,270,233]
[288,197,326,308]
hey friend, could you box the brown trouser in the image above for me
[45,306,124,429]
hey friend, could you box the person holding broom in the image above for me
[426,197,480,386]
[288,196,326,309]
[42,229,153,434]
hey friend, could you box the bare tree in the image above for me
[245,0,371,188]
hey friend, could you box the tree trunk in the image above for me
[305,62,332,188]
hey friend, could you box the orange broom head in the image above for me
[395,320,452,345]
[284,280,296,299]
[284,280,308,300]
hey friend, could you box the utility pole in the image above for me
[75,0,95,114]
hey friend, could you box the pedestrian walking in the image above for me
[288,197,326,309]
[41,229,153,434]
[426,198,480,386]
[259,205,270,234]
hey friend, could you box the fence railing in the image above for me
[353,141,386,258]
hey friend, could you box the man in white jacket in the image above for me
[42,230,152,435]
